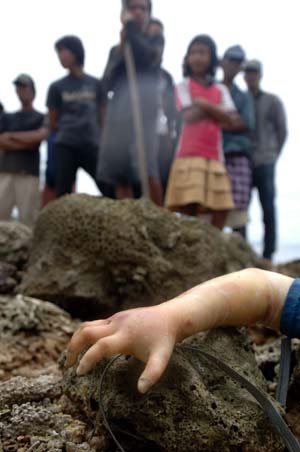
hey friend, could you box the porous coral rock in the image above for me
[63,328,285,452]
[0,375,107,452]
[0,294,79,381]
[0,376,104,452]
[21,195,266,319]
[0,261,17,294]
[0,221,32,268]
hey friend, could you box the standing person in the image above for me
[148,18,178,198]
[0,102,4,130]
[97,0,163,205]
[165,35,235,229]
[41,128,59,207]
[46,35,107,197]
[0,75,47,227]
[221,46,255,238]
[244,60,287,261]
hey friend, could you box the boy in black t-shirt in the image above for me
[0,75,47,227]
[46,35,109,197]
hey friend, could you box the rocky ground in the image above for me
[0,196,299,452]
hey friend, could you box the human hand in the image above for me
[65,305,178,394]
[194,97,211,112]
[183,105,207,124]
[121,8,134,25]
[0,132,15,148]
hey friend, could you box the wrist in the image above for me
[161,291,208,343]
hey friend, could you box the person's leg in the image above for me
[0,173,14,221]
[254,164,276,260]
[79,145,115,198]
[148,176,163,206]
[140,118,163,206]
[211,210,228,230]
[54,143,77,197]
[158,134,175,198]
[115,185,134,199]
[233,226,247,239]
[42,132,57,207]
[15,175,40,227]
[177,203,198,217]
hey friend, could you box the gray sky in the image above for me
[1,0,299,261]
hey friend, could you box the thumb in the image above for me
[137,348,172,394]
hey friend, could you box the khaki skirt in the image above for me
[165,157,234,211]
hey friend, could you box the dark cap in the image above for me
[243,59,263,73]
[223,45,246,61]
[13,74,35,90]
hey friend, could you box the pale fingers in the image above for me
[66,323,113,368]
[72,319,112,338]
[76,334,123,376]
[137,348,172,394]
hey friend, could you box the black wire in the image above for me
[98,354,126,452]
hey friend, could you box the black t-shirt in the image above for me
[47,73,104,147]
[0,109,44,176]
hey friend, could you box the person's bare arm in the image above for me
[195,98,234,126]
[48,109,59,131]
[0,133,28,150]
[7,127,48,147]
[66,269,293,393]
[182,105,207,124]
[222,111,248,131]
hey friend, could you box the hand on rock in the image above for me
[65,305,177,394]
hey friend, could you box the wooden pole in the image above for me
[121,1,150,198]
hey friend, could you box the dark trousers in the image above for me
[158,134,176,197]
[54,143,114,198]
[252,164,276,259]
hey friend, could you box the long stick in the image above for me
[121,2,150,198]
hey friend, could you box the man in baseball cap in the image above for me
[224,45,246,61]
[244,58,287,261]
[0,74,47,226]
[243,59,263,73]
[221,46,255,239]
[13,73,36,92]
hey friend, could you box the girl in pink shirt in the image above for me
[165,35,235,229]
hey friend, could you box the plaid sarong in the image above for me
[225,155,252,210]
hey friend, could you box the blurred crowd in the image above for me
[0,0,287,261]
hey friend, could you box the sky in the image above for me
[1,0,299,262]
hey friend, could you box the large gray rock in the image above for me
[0,221,32,268]
[63,328,285,452]
[20,195,267,319]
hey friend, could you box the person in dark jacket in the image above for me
[97,0,163,205]
[148,18,178,198]
[244,60,287,260]
[0,102,4,128]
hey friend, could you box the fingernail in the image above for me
[76,363,88,376]
[138,378,151,394]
